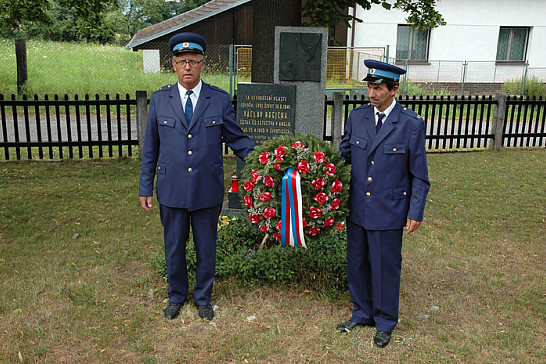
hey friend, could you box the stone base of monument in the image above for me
[227,190,241,209]
[221,189,245,218]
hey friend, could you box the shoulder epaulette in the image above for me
[355,104,373,111]
[209,84,229,95]
[153,84,175,93]
[401,106,423,120]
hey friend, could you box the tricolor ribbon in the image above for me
[281,168,306,248]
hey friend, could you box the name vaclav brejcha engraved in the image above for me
[237,83,296,145]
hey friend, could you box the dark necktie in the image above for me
[376,112,385,133]
[185,90,193,124]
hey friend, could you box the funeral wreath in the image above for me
[241,134,350,246]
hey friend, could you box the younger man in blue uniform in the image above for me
[139,33,254,321]
[338,60,430,347]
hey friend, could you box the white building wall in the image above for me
[348,0,546,82]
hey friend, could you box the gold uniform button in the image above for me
[403,192,407,196]
[163,120,168,124]
[371,161,375,165]
[188,134,193,139]
[368,177,372,182]
[366,192,371,196]
[188,151,192,155]
[188,168,192,172]
[393,148,397,152]
[212,121,216,124]
[356,140,360,144]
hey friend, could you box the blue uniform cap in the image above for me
[169,32,207,55]
[363,59,406,83]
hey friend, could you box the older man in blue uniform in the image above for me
[338,60,430,347]
[139,33,254,321]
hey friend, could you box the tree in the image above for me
[302,0,445,32]
[251,0,301,84]
[120,0,210,37]
[252,0,445,83]
[0,0,51,38]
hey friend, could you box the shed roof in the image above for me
[125,0,251,50]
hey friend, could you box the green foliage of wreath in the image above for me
[241,133,351,245]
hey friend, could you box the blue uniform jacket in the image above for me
[339,102,430,230]
[139,82,254,211]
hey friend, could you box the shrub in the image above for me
[502,77,546,98]
[150,216,348,292]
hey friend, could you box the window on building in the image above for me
[396,25,430,61]
[496,27,529,61]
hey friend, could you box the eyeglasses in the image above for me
[173,59,203,67]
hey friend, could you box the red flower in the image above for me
[313,192,328,205]
[331,179,343,193]
[302,219,308,228]
[259,225,269,233]
[309,206,321,219]
[330,198,340,210]
[325,162,337,176]
[244,195,253,208]
[263,207,276,219]
[274,162,282,171]
[308,227,321,236]
[243,181,255,191]
[291,141,305,149]
[274,145,287,160]
[250,169,260,182]
[336,223,345,231]
[259,152,270,165]
[273,233,281,241]
[258,191,272,202]
[313,152,325,164]
[275,221,282,231]
[297,160,310,174]
[249,213,261,224]
[324,217,335,227]
[263,175,275,187]
[311,177,325,190]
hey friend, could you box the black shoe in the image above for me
[337,320,362,332]
[164,302,183,320]
[374,330,392,347]
[198,304,214,321]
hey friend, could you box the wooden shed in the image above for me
[125,0,347,70]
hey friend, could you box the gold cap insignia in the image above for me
[183,42,189,48]
[370,68,376,74]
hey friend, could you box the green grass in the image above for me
[0,149,545,362]
[0,39,235,97]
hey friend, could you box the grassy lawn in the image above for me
[0,39,360,98]
[0,148,545,362]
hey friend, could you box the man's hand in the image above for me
[406,219,421,234]
[140,196,153,211]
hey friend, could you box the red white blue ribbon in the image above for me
[281,168,306,248]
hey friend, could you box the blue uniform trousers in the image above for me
[346,219,403,332]
[159,203,222,305]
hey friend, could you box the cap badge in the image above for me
[370,68,376,74]
[183,42,189,48]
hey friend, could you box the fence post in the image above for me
[461,61,468,96]
[15,39,28,94]
[521,61,529,96]
[136,90,148,157]
[331,92,344,149]
[229,45,234,97]
[491,92,507,151]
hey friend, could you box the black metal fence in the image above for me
[1,93,545,161]
[0,94,138,161]
[324,94,545,150]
